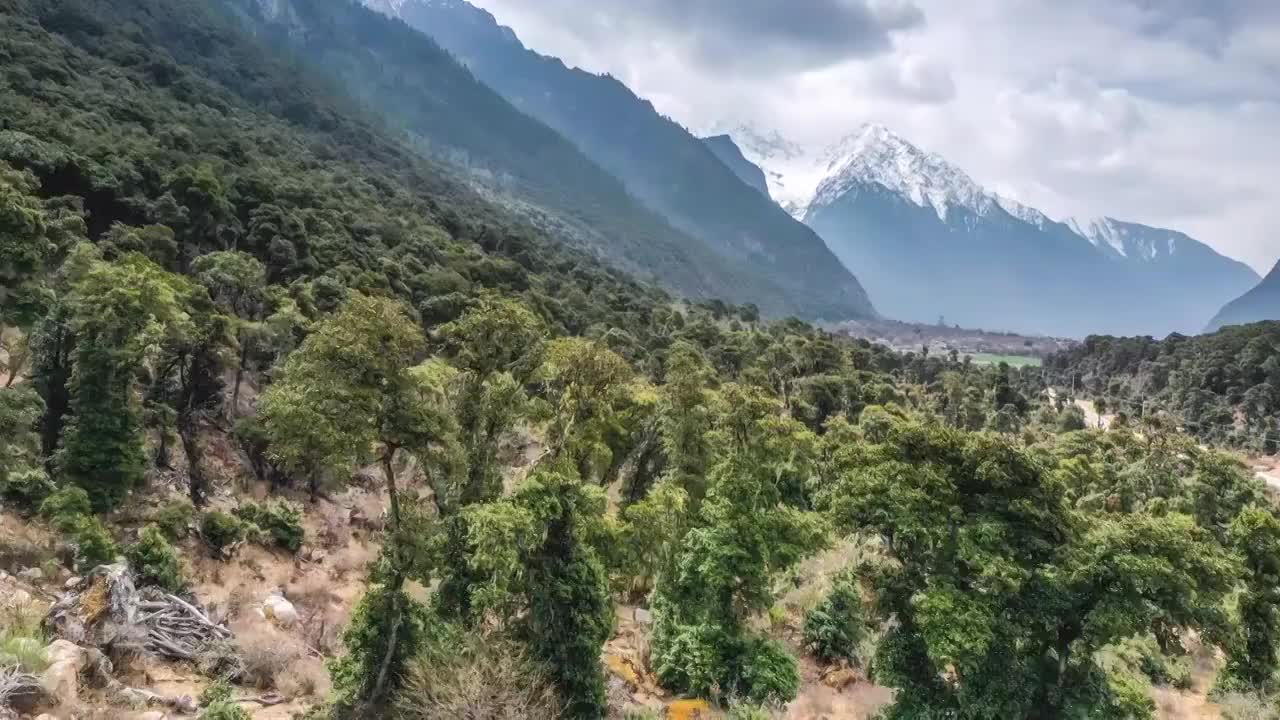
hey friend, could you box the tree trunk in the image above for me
[155,430,172,470]
[180,416,206,507]
[230,338,248,420]
[370,446,405,705]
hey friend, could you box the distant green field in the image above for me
[967,353,1043,368]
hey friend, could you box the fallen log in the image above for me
[45,564,234,664]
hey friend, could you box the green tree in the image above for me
[192,250,269,417]
[58,247,193,510]
[464,462,613,719]
[537,337,634,483]
[260,294,458,710]
[657,341,714,504]
[433,296,544,620]
[822,419,1237,719]
[651,384,827,704]
[0,162,55,328]
[0,384,51,509]
[1222,506,1280,690]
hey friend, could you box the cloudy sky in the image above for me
[467,0,1280,273]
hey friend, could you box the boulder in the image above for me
[40,640,86,704]
[262,591,299,628]
[17,567,44,582]
[1,588,32,612]
[634,607,653,625]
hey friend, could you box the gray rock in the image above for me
[18,567,44,582]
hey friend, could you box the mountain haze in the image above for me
[1208,260,1280,331]
[797,125,1257,337]
[223,0,848,320]
[362,0,875,322]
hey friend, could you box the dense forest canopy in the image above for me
[1047,322,1280,453]
[1,1,1279,719]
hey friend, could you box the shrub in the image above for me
[1216,691,1280,720]
[0,468,54,512]
[726,706,774,720]
[38,486,93,531]
[397,633,564,720]
[234,623,305,690]
[69,516,119,571]
[328,586,433,714]
[652,624,799,706]
[234,501,304,553]
[199,678,235,707]
[739,637,800,706]
[199,700,250,720]
[152,500,196,539]
[802,571,867,665]
[125,525,186,592]
[0,600,49,673]
[200,511,245,556]
[1109,635,1192,690]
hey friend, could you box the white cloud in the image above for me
[469,0,1280,272]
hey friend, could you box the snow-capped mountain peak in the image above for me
[809,124,994,221]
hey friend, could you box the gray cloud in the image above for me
[870,53,955,103]
[478,0,924,74]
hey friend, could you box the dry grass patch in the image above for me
[231,619,307,690]
[398,635,563,720]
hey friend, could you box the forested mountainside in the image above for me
[362,0,875,322]
[224,0,819,321]
[1209,260,1280,331]
[799,125,1258,337]
[1046,321,1280,452]
[4,1,1280,720]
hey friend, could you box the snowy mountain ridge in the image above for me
[811,124,995,222]
[728,122,1228,269]
[1065,217,1192,263]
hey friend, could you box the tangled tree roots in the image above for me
[0,665,43,712]
[46,564,233,663]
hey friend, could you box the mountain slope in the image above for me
[801,125,1257,336]
[0,0,685,336]
[701,135,769,196]
[220,0,830,319]
[1208,260,1280,330]
[363,0,875,321]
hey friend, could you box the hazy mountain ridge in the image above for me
[700,135,770,196]
[1208,260,1280,331]
[363,0,876,322]
[233,0,837,318]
